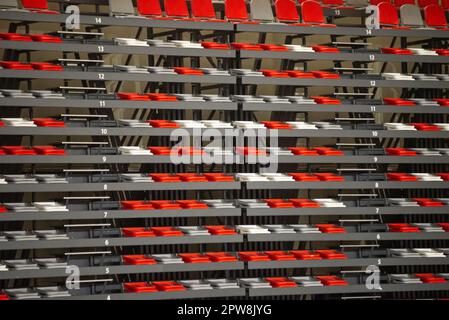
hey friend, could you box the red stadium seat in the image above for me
[274,0,301,23]
[378,2,410,28]
[164,0,193,19]
[21,0,59,14]
[423,4,449,28]
[321,0,355,9]
[300,1,337,27]
[191,0,226,21]
[137,0,166,18]
[370,0,390,4]
[225,0,254,22]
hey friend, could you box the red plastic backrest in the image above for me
[21,0,48,9]
[322,0,344,5]
[191,0,216,18]
[164,0,189,17]
[301,0,325,24]
[274,0,300,22]
[378,2,400,25]
[393,0,415,6]
[225,0,249,20]
[370,0,390,4]
[442,0,449,9]
[424,4,447,27]
[137,0,163,16]
[417,0,438,7]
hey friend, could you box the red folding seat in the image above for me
[191,0,227,21]
[261,121,292,129]
[0,206,8,213]
[30,34,62,43]
[176,200,208,209]
[150,200,182,209]
[122,227,156,237]
[31,62,63,71]
[148,147,171,155]
[122,255,157,265]
[174,67,205,75]
[164,0,194,20]
[387,173,417,181]
[311,71,340,79]
[203,173,235,182]
[206,225,238,235]
[416,273,447,283]
[378,2,410,29]
[137,0,170,19]
[260,44,289,51]
[316,249,347,259]
[393,0,415,6]
[314,173,345,182]
[423,4,449,29]
[117,92,150,101]
[386,148,417,156]
[312,96,342,104]
[265,277,297,288]
[289,148,320,156]
[381,48,413,55]
[316,275,348,286]
[300,1,337,27]
[316,224,347,233]
[388,223,420,232]
[274,0,302,23]
[260,70,290,78]
[231,42,263,50]
[313,147,344,156]
[383,98,415,106]
[434,98,449,106]
[290,250,322,260]
[33,146,66,155]
[288,173,320,181]
[145,93,178,101]
[0,294,9,300]
[0,33,32,41]
[289,198,320,208]
[148,120,179,128]
[2,146,37,155]
[312,45,340,52]
[410,123,441,131]
[153,281,186,292]
[178,253,212,263]
[33,118,65,127]
[225,0,257,23]
[121,200,154,210]
[435,49,449,56]
[201,42,232,49]
[264,199,296,208]
[264,251,297,261]
[21,0,59,14]
[238,251,271,261]
[286,70,315,78]
[418,0,438,6]
[414,198,444,207]
[205,252,238,262]
[321,0,355,9]
[124,282,158,293]
[151,227,184,237]
[0,61,33,70]
[176,173,209,182]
